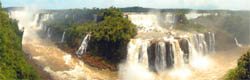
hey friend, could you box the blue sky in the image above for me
[2,0,250,10]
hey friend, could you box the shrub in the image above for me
[64,8,137,64]
[224,51,250,80]
[0,2,39,79]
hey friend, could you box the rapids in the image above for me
[8,8,249,80]
[118,13,249,80]
[9,8,117,80]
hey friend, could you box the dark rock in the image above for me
[179,39,190,64]
[165,42,174,69]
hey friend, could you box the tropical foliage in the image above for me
[175,11,206,32]
[64,8,137,64]
[0,2,39,79]
[224,51,250,80]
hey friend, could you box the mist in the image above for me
[2,0,250,80]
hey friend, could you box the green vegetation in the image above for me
[42,9,98,41]
[221,13,250,44]
[64,8,137,64]
[120,6,191,13]
[175,11,206,32]
[193,11,250,44]
[224,51,250,80]
[0,2,39,80]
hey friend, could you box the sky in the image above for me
[1,0,250,10]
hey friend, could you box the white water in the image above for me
[76,33,91,56]
[234,37,242,47]
[185,12,212,20]
[120,33,216,80]
[47,28,51,39]
[127,13,175,33]
[9,8,115,80]
[8,8,245,80]
[60,31,66,43]
[155,41,167,72]
[119,14,220,80]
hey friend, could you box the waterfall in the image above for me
[9,8,106,80]
[128,14,163,32]
[127,39,150,67]
[190,34,209,55]
[126,37,187,73]
[124,14,216,74]
[124,32,216,74]
[47,27,51,39]
[234,37,242,47]
[171,40,185,69]
[127,13,175,32]
[60,31,66,43]
[76,33,91,56]
[205,32,216,53]
[32,14,40,27]
[211,33,216,52]
[154,42,167,72]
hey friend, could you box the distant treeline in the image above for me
[5,6,250,14]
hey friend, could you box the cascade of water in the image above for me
[47,27,51,39]
[187,39,198,62]
[172,40,185,69]
[211,32,216,53]
[76,33,91,56]
[234,37,242,47]
[139,40,150,67]
[40,14,53,29]
[185,12,211,20]
[205,32,216,53]
[32,14,40,27]
[128,14,162,32]
[191,34,209,55]
[165,42,175,69]
[127,39,150,66]
[127,39,140,64]
[179,39,190,64]
[10,8,110,80]
[60,31,66,43]
[154,42,167,72]
[125,33,216,74]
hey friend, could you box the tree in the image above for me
[0,1,2,9]
[64,8,137,64]
[90,14,137,62]
[96,7,123,22]
[0,2,39,79]
[224,51,250,80]
[175,11,188,24]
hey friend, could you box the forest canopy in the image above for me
[224,51,250,80]
[64,8,137,64]
[0,2,39,79]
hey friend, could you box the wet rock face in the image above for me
[126,32,217,74]
[179,39,190,64]
[165,42,174,69]
[205,32,216,53]
[147,42,157,72]
[147,41,175,73]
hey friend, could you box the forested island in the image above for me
[0,1,250,79]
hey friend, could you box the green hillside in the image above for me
[0,2,39,80]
